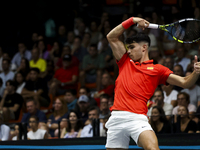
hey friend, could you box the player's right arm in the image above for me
[106,17,149,61]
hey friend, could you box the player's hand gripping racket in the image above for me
[146,18,200,43]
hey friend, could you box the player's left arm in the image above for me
[167,55,200,88]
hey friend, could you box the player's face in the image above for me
[127,42,143,61]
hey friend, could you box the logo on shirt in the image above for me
[147,67,154,70]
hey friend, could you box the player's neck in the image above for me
[139,53,149,63]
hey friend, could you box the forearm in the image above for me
[183,71,199,88]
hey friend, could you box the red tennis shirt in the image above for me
[110,53,173,115]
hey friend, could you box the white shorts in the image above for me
[105,111,153,149]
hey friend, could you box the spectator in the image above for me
[149,106,171,134]
[181,71,200,107]
[0,78,3,98]
[80,44,105,91]
[14,71,26,94]
[163,56,174,71]
[47,98,68,137]
[29,48,47,74]
[0,113,10,141]
[162,84,178,107]
[21,99,47,127]
[82,32,91,50]
[2,53,17,72]
[36,40,50,60]
[56,25,67,45]
[63,89,78,112]
[90,20,103,45]
[78,86,97,106]
[11,124,21,140]
[174,105,197,133]
[173,64,184,92]
[147,88,173,120]
[49,55,79,98]
[21,68,50,108]
[80,106,106,137]
[15,58,30,80]
[93,72,115,106]
[64,31,75,49]
[149,46,164,65]
[97,36,113,72]
[0,47,4,72]
[71,36,88,63]
[174,46,191,73]
[172,92,196,119]
[49,41,62,64]
[0,80,23,122]
[0,59,15,89]
[99,94,110,119]
[30,32,38,49]
[55,45,79,70]
[76,95,90,124]
[42,60,55,85]
[39,124,51,138]
[60,110,83,138]
[11,42,32,67]
[27,116,48,140]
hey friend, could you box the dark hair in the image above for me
[29,67,40,74]
[65,89,77,96]
[79,86,90,94]
[150,106,168,133]
[177,92,190,104]
[29,115,39,123]
[154,87,164,98]
[88,106,100,115]
[36,40,47,52]
[125,33,151,47]
[89,44,97,50]
[6,80,18,90]
[21,57,30,72]
[100,93,110,101]
[66,110,83,132]
[14,71,26,84]
[26,98,37,105]
[174,64,184,76]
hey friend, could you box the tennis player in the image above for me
[105,17,200,150]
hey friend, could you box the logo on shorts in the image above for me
[142,126,146,128]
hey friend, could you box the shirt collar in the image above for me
[134,60,153,65]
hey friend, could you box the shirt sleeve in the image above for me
[158,65,173,85]
[116,53,128,68]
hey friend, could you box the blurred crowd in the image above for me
[0,0,200,141]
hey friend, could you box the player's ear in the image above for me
[142,44,147,52]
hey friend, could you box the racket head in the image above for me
[160,18,200,43]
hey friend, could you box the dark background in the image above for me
[0,0,198,57]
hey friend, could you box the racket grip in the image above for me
[148,23,159,29]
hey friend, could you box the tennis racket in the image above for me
[147,18,200,44]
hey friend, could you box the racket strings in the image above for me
[171,21,200,42]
